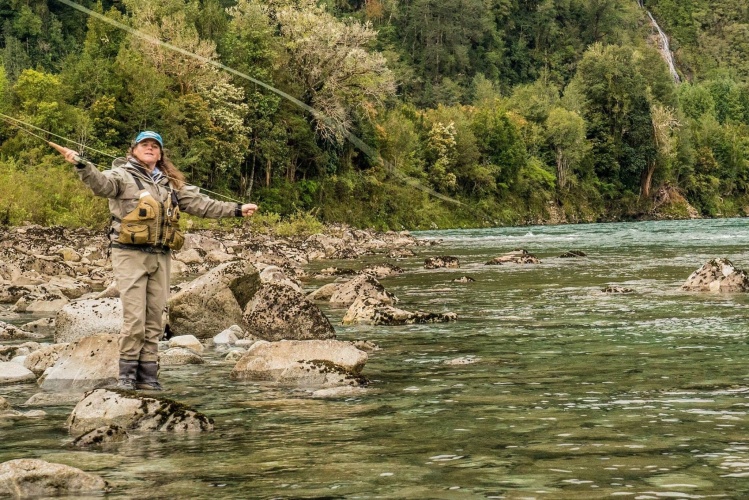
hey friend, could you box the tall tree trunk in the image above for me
[265,158,271,188]
[641,160,656,198]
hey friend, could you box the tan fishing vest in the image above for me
[116,174,185,251]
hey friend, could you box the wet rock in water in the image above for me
[0,342,40,362]
[602,286,634,294]
[21,317,55,336]
[424,256,460,269]
[0,321,44,341]
[159,347,205,366]
[329,275,398,307]
[359,263,404,279]
[313,267,358,279]
[559,250,587,258]
[168,261,261,339]
[486,249,540,265]
[0,459,108,497]
[311,386,367,399]
[39,335,118,392]
[12,289,69,313]
[342,296,458,326]
[352,340,380,352]
[682,258,749,292]
[0,361,36,384]
[452,276,476,283]
[0,396,9,411]
[168,335,204,354]
[387,248,416,259]
[213,325,242,346]
[306,282,339,302]
[54,298,122,343]
[23,392,81,407]
[67,388,214,435]
[243,283,335,341]
[71,424,129,448]
[444,356,480,365]
[225,348,247,362]
[23,343,70,376]
[230,340,368,387]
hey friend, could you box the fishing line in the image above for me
[0,113,246,203]
[53,0,488,218]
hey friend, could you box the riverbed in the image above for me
[3,218,749,498]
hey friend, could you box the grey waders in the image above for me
[136,361,163,391]
[116,359,138,391]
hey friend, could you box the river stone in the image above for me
[213,325,242,345]
[13,291,69,313]
[424,256,460,269]
[360,263,404,278]
[243,283,336,341]
[39,335,118,392]
[0,321,44,341]
[168,261,261,338]
[682,258,749,292]
[23,392,82,407]
[486,249,540,265]
[173,248,204,265]
[388,248,416,259]
[258,265,303,292]
[307,282,339,302]
[230,340,368,387]
[47,276,93,299]
[24,343,71,376]
[225,348,247,362]
[21,317,55,336]
[329,275,398,307]
[342,296,458,326]
[72,424,129,448]
[560,250,587,258]
[0,396,9,411]
[0,459,108,497]
[160,347,205,366]
[181,233,226,253]
[67,389,214,434]
[0,361,36,384]
[54,298,122,343]
[168,335,204,353]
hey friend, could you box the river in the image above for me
[3,218,749,498]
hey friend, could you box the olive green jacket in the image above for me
[76,157,239,244]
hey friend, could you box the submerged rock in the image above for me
[682,258,749,292]
[67,389,214,435]
[452,276,476,283]
[559,250,587,258]
[342,296,458,326]
[602,286,634,294]
[424,256,460,269]
[0,459,108,497]
[486,249,540,265]
[243,283,335,341]
[71,424,129,448]
[168,261,261,338]
[230,340,367,387]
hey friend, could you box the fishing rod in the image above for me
[0,113,246,204]
[51,0,497,222]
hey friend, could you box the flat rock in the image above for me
[23,392,82,407]
[168,335,204,354]
[486,249,540,265]
[424,256,460,269]
[160,347,205,366]
[67,389,214,435]
[0,321,44,341]
[39,335,118,392]
[0,459,108,497]
[0,361,36,385]
[342,296,458,326]
[54,298,122,343]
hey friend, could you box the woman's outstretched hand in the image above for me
[241,203,258,217]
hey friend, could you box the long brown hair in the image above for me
[128,146,186,189]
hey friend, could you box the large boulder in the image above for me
[39,335,118,392]
[54,298,122,343]
[168,261,261,339]
[682,258,749,292]
[243,283,335,341]
[0,321,44,341]
[0,361,36,385]
[329,275,398,307]
[342,296,458,326]
[230,340,367,387]
[67,389,214,435]
[24,343,70,376]
[0,459,108,497]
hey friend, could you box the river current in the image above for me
[3,218,749,498]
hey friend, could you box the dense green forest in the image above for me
[0,0,748,230]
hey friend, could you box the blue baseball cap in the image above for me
[134,131,163,149]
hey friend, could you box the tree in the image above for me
[545,107,588,190]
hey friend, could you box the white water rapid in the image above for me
[638,0,681,83]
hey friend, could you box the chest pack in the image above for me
[116,174,185,251]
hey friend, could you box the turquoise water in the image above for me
[4,218,749,498]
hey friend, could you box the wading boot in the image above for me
[136,361,163,391]
[115,359,138,391]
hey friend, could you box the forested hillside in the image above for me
[0,0,748,229]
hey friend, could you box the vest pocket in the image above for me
[120,223,150,245]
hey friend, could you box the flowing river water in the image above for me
[3,218,749,498]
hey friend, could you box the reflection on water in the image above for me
[4,219,749,497]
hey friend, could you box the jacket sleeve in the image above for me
[75,161,122,198]
[177,185,240,219]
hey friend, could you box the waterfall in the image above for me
[638,2,680,83]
